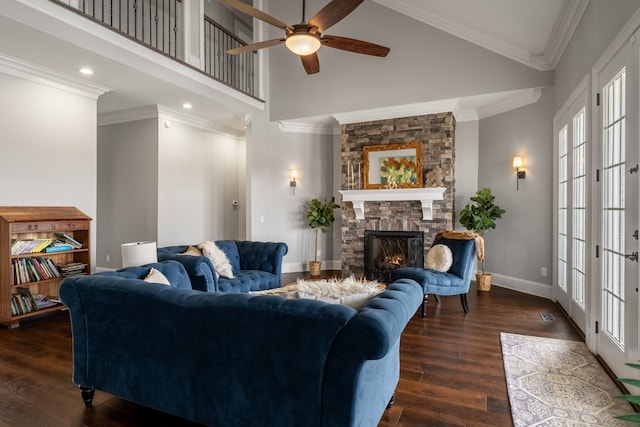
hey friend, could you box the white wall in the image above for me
[0,73,97,271]
[157,119,242,246]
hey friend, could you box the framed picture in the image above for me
[363,142,422,189]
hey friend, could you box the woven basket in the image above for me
[309,261,322,276]
[476,273,492,291]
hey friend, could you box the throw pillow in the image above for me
[198,241,235,279]
[180,246,202,256]
[143,268,171,285]
[426,244,453,272]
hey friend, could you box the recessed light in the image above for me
[182,103,193,110]
[79,67,94,75]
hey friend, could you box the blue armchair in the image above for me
[391,234,477,318]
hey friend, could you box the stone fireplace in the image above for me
[340,112,455,277]
[364,230,424,282]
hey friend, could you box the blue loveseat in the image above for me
[157,240,288,293]
[59,268,422,427]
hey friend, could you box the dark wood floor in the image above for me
[0,272,582,427]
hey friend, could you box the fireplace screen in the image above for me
[364,230,424,282]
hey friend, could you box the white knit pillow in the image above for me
[426,244,453,272]
[143,268,171,285]
[198,241,234,279]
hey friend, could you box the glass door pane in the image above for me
[601,67,626,349]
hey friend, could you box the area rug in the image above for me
[500,333,633,426]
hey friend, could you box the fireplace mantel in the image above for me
[339,187,446,220]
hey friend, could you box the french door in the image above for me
[594,37,639,378]
[554,84,588,334]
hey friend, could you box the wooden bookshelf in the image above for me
[0,207,91,328]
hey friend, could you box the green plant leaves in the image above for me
[459,188,505,236]
[307,197,340,233]
[615,362,640,424]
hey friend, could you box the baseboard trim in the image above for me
[487,272,553,299]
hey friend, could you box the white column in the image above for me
[183,0,204,69]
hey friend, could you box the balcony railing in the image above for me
[204,17,256,99]
[76,0,182,58]
[49,0,259,99]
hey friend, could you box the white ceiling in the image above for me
[0,0,590,133]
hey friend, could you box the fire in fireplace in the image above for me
[364,230,424,282]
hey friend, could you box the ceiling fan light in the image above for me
[285,33,321,56]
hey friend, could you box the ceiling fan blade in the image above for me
[300,53,320,74]
[321,35,390,57]
[308,0,363,33]
[227,38,285,54]
[219,0,291,31]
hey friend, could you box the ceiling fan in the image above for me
[220,0,390,74]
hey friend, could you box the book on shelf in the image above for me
[11,257,61,284]
[16,287,38,313]
[11,239,54,255]
[34,294,58,310]
[44,244,73,253]
[56,262,88,277]
[54,232,83,249]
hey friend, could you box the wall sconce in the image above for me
[290,169,297,196]
[512,156,526,190]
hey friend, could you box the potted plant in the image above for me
[459,188,505,291]
[307,197,340,276]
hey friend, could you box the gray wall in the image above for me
[475,0,640,294]
[267,0,553,122]
[554,0,640,111]
[97,118,158,269]
[454,120,479,227]
[0,73,97,271]
[97,114,243,269]
[478,88,554,287]
[245,118,337,272]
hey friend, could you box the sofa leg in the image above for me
[422,294,428,318]
[460,293,469,313]
[387,393,395,408]
[80,386,95,408]
[433,294,441,303]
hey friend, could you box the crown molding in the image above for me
[475,88,543,119]
[372,0,588,71]
[98,105,244,138]
[0,52,110,99]
[277,121,339,135]
[98,106,158,126]
[283,87,543,128]
[532,0,590,70]
[331,99,461,125]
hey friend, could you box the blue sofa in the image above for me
[157,240,288,293]
[59,269,422,427]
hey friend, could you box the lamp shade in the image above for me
[512,156,523,168]
[121,241,158,268]
[285,33,321,56]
